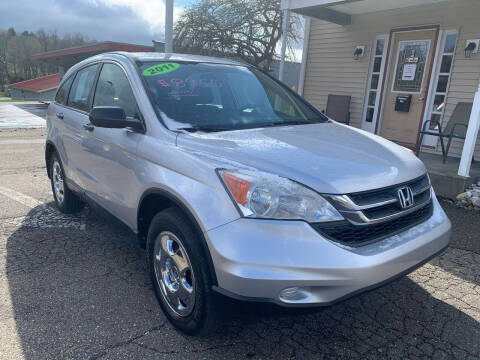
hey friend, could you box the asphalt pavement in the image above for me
[11,103,49,119]
[0,127,479,360]
[0,102,48,128]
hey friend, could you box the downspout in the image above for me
[458,78,480,177]
[298,16,311,96]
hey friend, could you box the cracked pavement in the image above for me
[0,128,479,360]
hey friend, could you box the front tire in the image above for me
[49,153,84,214]
[147,208,219,335]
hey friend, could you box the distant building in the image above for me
[31,41,155,76]
[152,40,166,52]
[9,74,60,101]
[8,41,156,101]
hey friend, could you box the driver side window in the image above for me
[93,63,138,118]
[67,64,99,111]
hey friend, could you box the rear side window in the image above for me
[67,64,99,111]
[54,76,73,105]
[93,63,138,118]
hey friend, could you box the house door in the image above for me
[380,29,437,145]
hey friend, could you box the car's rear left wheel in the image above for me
[49,153,84,214]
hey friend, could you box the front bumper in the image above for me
[205,194,451,306]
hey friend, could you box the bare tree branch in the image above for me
[173,0,301,69]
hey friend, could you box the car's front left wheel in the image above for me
[147,208,219,335]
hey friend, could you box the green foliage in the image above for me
[0,28,94,92]
[0,99,32,102]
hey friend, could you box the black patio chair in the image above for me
[416,102,475,163]
[323,94,351,125]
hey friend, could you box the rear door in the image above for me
[55,64,99,189]
[80,62,143,227]
[49,74,74,177]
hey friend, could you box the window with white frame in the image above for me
[362,35,389,132]
[426,31,458,130]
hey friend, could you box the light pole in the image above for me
[165,0,174,53]
[279,9,290,82]
[458,78,480,177]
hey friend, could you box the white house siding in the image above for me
[302,0,480,158]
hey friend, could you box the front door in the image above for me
[380,29,437,144]
[81,62,142,229]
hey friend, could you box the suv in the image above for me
[46,52,451,335]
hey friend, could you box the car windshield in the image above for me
[139,61,327,132]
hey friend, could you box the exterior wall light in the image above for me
[465,40,479,58]
[354,46,365,60]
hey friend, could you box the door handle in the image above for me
[56,112,64,119]
[83,123,94,132]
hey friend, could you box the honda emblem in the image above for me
[397,186,414,209]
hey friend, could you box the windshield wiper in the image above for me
[175,120,315,133]
[175,125,233,133]
[255,120,314,128]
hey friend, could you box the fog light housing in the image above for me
[279,287,308,302]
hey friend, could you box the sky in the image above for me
[0,0,190,45]
[0,0,302,60]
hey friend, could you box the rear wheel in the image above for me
[49,153,84,214]
[147,208,219,335]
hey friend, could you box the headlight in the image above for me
[218,169,343,222]
[401,145,415,155]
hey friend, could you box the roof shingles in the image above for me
[9,74,60,92]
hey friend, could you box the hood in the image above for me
[176,122,427,194]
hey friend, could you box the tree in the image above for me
[7,33,42,81]
[0,27,95,93]
[0,32,7,91]
[174,0,301,70]
[0,28,17,91]
[7,27,16,37]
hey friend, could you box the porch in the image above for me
[419,152,480,199]
[279,0,480,195]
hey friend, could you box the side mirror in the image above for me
[89,106,143,131]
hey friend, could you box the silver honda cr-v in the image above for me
[46,52,451,335]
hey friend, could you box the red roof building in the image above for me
[9,73,60,93]
[31,41,154,69]
[9,41,158,101]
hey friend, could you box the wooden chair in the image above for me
[416,102,475,163]
[324,95,351,125]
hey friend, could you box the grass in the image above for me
[0,99,33,103]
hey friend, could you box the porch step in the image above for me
[419,152,480,200]
[428,171,478,200]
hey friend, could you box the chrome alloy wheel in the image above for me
[154,231,196,317]
[52,160,65,204]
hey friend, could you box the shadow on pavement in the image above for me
[434,200,480,287]
[12,103,49,119]
[5,203,480,359]
[439,200,480,253]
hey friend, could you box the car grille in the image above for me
[313,174,433,247]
